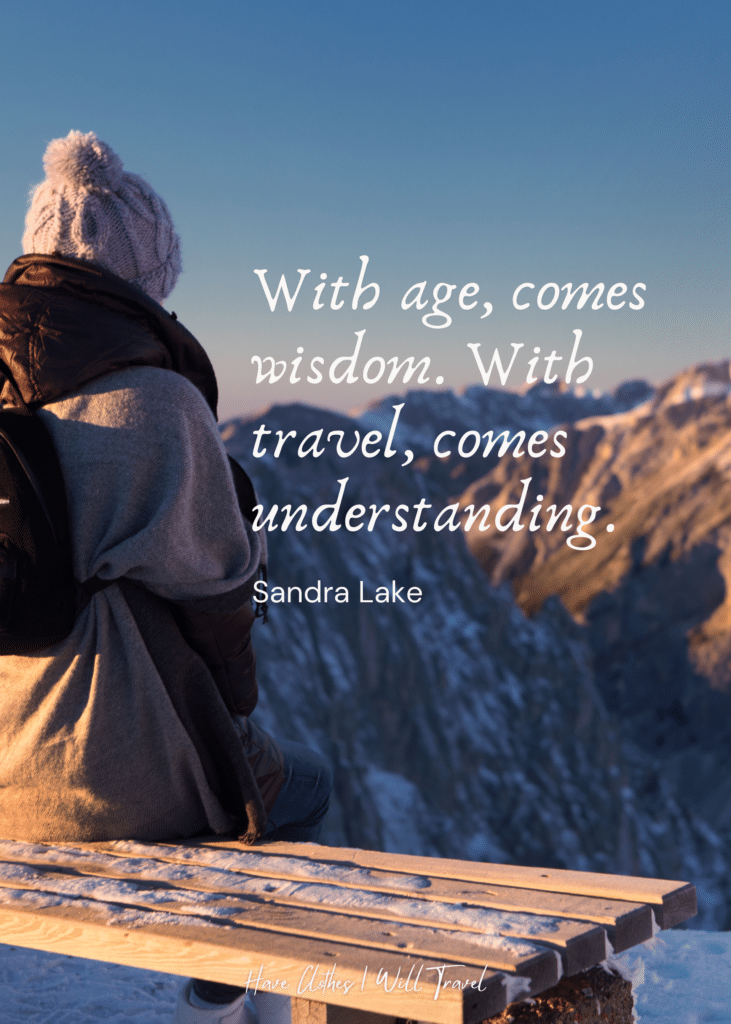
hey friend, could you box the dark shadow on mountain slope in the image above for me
[585,538,730,754]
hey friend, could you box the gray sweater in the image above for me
[0,366,264,841]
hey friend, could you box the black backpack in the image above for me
[0,405,263,654]
[0,406,110,654]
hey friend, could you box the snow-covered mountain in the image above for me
[223,365,730,929]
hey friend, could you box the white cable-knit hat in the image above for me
[22,131,182,304]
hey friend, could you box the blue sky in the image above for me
[1,0,727,419]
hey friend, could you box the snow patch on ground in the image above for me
[0,944,180,1023]
[612,931,731,1023]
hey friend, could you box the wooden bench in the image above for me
[0,838,696,1023]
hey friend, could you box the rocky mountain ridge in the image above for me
[224,363,731,928]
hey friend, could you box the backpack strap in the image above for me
[228,455,268,621]
[227,455,258,524]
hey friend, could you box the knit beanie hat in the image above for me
[22,131,181,304]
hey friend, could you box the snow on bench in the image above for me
[0,838,696,1023]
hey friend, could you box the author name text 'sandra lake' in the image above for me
[253,579,422,605]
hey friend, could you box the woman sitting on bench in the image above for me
[0,130,331,1024]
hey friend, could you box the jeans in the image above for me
[192,737,332,1005]
[261,737,333,842]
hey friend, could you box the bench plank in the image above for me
[0,897,514,1024]
[237,842,696,928]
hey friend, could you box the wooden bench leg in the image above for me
[291,998,422,1023]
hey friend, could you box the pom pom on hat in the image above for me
[23,130,181,304]
[43,131,124,194]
